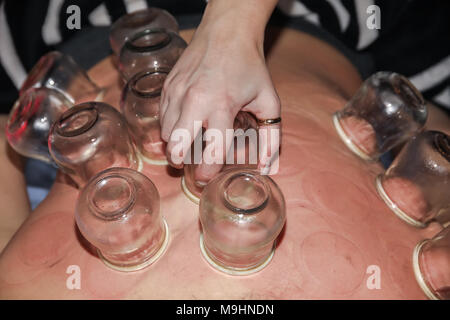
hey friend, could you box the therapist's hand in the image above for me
[160,0,280,182]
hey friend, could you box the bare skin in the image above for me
[0,28,446,299]
[0,116,30,252]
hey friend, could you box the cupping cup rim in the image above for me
[332,112,375,161]
[412,239,440,300]
[375,174,427,228]
[98,218,170,272]
[199,232,276,276]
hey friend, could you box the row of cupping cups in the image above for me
[332,72,450,300]
[332,72,450,230]
[76,166,286,276]
[6,58,168,187]
[109,6,186,81]
[6,6,188,168]
[19,6,186,104]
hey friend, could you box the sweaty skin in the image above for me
[0,28,444,299]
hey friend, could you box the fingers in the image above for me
[194,111,235,183]
[165,98,204,169]
[163,82,281,177]
[159,88,168,126]
[162,85,237,182]
[244,88,281,174]
[160,74,182,142]
[160,101,181,143]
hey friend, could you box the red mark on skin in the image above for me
[82,202,196,299]
[0,248,44,286]
[282,111,327,145]
[301,169,370,225]
[386,243,425,299]
[340,116,377,155]
[83,256,146,299]
[299,231,365,295]
[278,136,329,178]
[0,212,76,285]
[285,207,331,238]
[275,110,330,178]
[243,243,305,299]
[382,177,429,222]
[19,212,76,267]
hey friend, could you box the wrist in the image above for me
[198,0,277,49]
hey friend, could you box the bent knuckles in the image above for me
[183,86,208,106]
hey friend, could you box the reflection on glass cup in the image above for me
[376,131,450,228]
[199,168,286,275]
[182,112,259,204]
[48,102,142,187]
[76,167,169,272]
[119,28,186,81]
[110,7,178,56]
[6,87,72,163]
[20,51,104,104]
[121,69,168,165]
[413,226,450,300]
[333,72,427,160]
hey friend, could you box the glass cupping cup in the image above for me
[6,87,72,163]
[110,7,178,56]
[376,131,450,228]
[199,168,286,275]
[48,102,142,187]
[20,51,104,104]
[76,167,169,272]
[333,72,427,160]
[119,28,186,81]
[120,68,168,165]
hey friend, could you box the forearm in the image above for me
[198,0,278,49]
